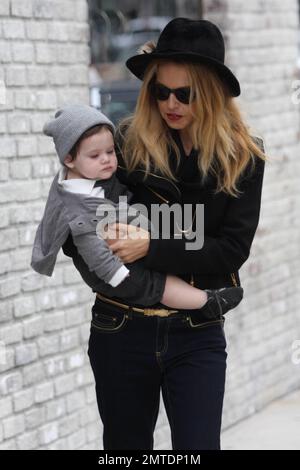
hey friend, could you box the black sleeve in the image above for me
[144,155,266,275]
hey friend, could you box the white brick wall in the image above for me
[0,0,101,450]
[203,0,300,431]
[1,0,300,451]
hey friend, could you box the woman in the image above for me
[63,18,266,450]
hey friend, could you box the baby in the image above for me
[31,104,243,320]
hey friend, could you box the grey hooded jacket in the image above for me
[31,171,150,285]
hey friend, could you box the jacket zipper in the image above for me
[145,185,169,203]
[190,273,238,288]
[190,273,238,287]
[231,272,238,287]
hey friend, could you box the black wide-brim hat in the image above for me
[126,17,240,97]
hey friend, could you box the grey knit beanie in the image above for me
[43,104,115,164]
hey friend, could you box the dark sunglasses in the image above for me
[152,83,195,105]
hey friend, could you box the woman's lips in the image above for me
[166,113,183,121]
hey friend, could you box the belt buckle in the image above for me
[143,308,176,317]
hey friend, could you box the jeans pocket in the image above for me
[183,315,227,350]
[91,309,129,333]
[185,316,223,330]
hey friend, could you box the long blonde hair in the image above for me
[120,58,268,197]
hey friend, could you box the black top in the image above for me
[169,129,200,183]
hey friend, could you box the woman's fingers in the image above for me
[104,223,150,262]
[108,236,150,263]
[110,223,149,239]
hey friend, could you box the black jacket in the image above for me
[62,130,265,301]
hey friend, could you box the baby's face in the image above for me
[66,128,118,180]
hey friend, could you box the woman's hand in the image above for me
[105,223,150,263]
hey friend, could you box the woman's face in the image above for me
[154,62,195,132]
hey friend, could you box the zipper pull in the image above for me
[231,273,238,287]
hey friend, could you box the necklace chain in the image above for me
[175,208,197,235]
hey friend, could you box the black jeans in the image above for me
[88,296,227,450]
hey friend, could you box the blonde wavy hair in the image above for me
[120,49,268,197]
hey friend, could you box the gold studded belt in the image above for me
[96,292,179,317]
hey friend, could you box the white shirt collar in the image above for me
[58,166,99,195]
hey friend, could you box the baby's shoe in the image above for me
[199,286,244,320]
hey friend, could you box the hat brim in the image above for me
[126,52,240,97]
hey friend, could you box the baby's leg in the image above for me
[161,274,208,309]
